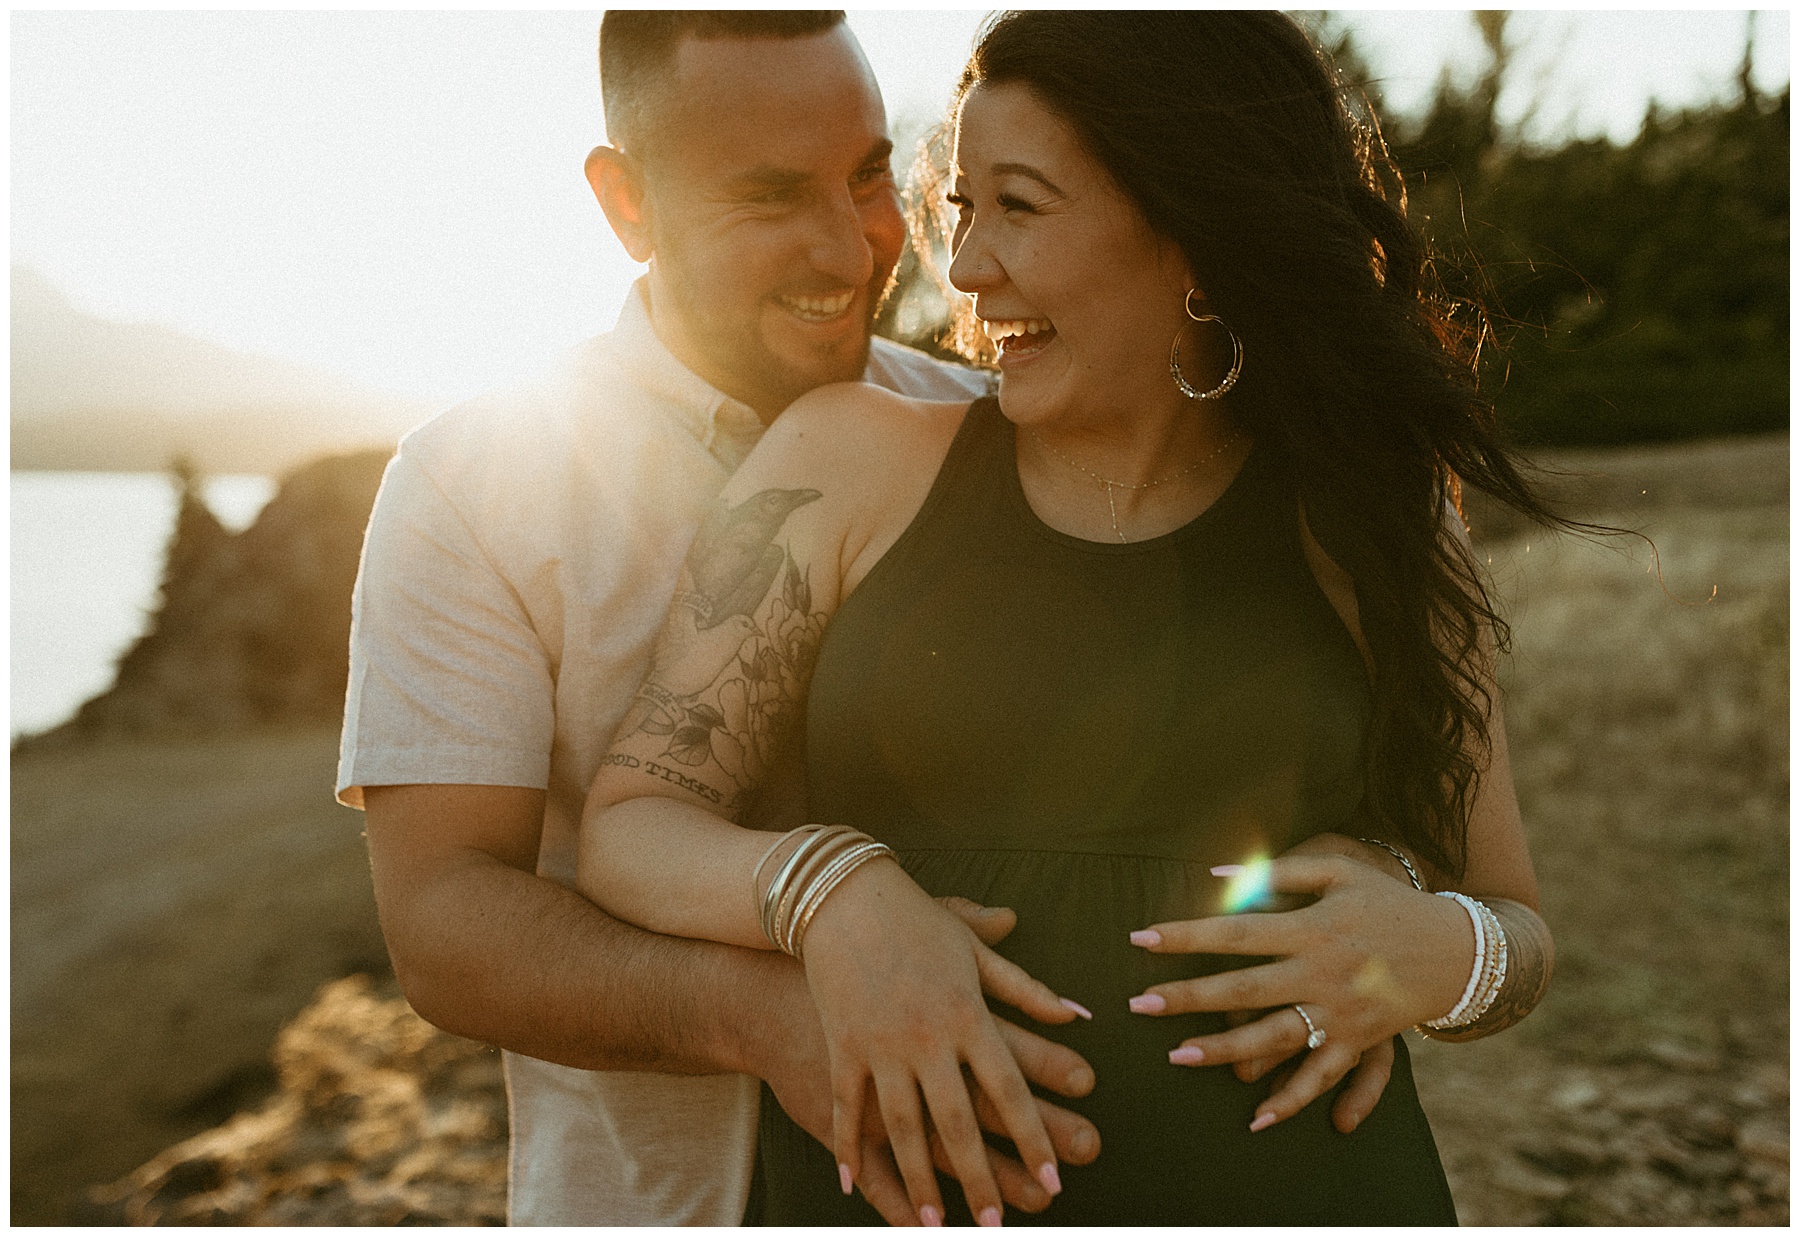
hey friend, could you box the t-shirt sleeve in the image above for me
[337,448,554,808]
[866,338,996,402]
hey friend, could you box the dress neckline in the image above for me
[989,398,1262,554]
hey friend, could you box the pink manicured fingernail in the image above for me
[838,1162,853,1195]
[978,1205,1003,1226]
[1249,1113,1277,1133]
[920,1204,943,1226]
[1059,997,1094,1021]
[1037,1161,1062,1195]
[1169,1045,1205,1065]
[1129,929,1162,947]
[1128,993,1166,1014]
[1211,864,1245,877]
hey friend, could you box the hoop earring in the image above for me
[1170,291,1243,401]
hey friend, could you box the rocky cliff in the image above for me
[26,449,391,744]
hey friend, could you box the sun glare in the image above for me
[1214,855,1275,915]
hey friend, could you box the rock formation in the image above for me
[86,975,505,1226]
[25,449,391,743]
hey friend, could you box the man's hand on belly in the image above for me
[750,897,1101,1221]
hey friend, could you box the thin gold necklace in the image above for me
[1029,426,1240,542]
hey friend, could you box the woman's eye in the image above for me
[997,194,1035,214]
[945,193,972,212]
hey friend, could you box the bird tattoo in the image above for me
[684,487,822,630]
[627,486,826,778]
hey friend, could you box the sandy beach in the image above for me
[11,728,387,1223]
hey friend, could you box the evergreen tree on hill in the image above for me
[1380,13,1788,445]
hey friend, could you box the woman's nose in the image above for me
[947,226,1000,295]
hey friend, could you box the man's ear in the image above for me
[586,146,654,264]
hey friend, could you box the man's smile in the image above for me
[777,290,857,323]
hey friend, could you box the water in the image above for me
[10,472,276,739]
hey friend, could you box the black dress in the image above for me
[756,397,1456,1225]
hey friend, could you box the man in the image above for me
[338,12,1097,1226]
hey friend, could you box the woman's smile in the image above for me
[982,316,1058,363]
[949,81,1196,429]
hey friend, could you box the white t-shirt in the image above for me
[338,280,989,1225]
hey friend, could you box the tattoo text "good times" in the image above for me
[602,752,724,805]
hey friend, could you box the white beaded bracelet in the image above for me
[1421,892,1510,1031]
[1422,891,1486,1030]
[1466,899,1509,1022]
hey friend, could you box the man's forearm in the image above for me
[390,845,801,1075]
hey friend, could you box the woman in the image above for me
[580,11,1556,1225]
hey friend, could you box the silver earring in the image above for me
[1170,289,1243,401]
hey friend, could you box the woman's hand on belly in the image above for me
[753,897,1099,1223]
[1123,853,1472,1134]
[801,859,1088,1226]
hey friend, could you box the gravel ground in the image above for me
[15,433,1787,1225]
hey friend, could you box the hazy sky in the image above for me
[12,9,1789,408]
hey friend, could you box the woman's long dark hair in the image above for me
[926,11,1568,877]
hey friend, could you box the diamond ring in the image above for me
[1293,1004,1327,1050]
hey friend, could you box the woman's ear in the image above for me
[585,146,655,264]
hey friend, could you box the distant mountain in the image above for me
[11,267,432,473]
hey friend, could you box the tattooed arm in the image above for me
[580,476,839,946]
[578,387,1083,1224]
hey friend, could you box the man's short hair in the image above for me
[600,11,848,156]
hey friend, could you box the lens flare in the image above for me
[1214,854,1274,913]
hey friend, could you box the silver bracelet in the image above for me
[773,828,860,949]
[1356,837,1425,891]
[757,824,896,958]
[753,825,816,904]
[758,825,843,948]
[777,832,867,953]
[788,841,895,960]
[759,825,823,945]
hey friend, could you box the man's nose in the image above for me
[807,189,876,287]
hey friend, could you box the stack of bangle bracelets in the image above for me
[753,824,895,960]
[753,826,1507,1023]
[1357,838,1508,1032]
[1420,891,1509,1031]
